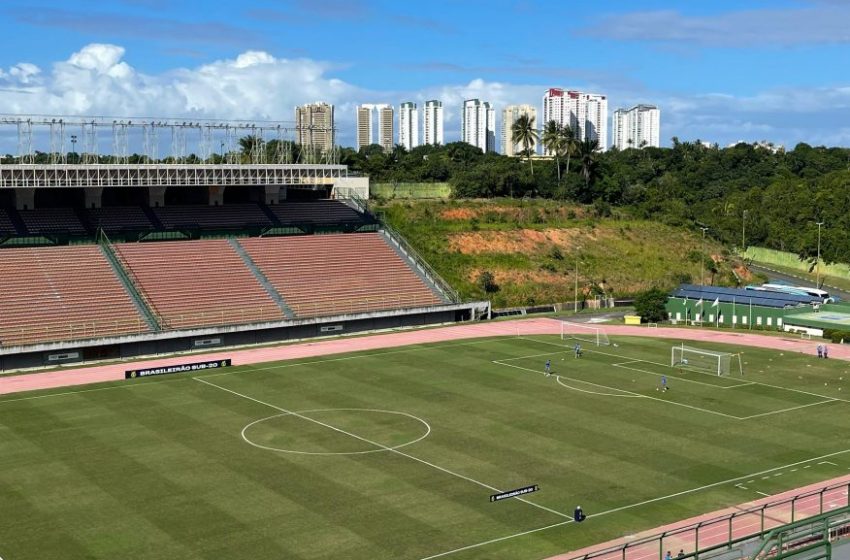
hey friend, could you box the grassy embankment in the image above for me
[376,199,744,307]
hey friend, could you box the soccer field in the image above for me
[2,334,850,560]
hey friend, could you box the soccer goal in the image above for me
[671,344,743,376]
[560,321,610,346]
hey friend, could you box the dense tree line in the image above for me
[343,140,850,265]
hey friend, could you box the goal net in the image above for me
[560,321,610,346]
[671,344,743,376]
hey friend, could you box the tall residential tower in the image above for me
[356,104,394,152]
[461,99,496,153]
[399,102,419,150]
[611,104,660,150]
[423,100,444,146]
[502,104,537,156]
[542,88,608,151]
[295,102,335,154]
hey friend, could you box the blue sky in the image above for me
[0,0,849,149]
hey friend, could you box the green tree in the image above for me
[542,120,565,183]
[577,138,600,196]
[633,287,669,323]
[511,114,539,176]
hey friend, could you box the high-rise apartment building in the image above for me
[502,104,538,156]
[611,104,660,150]
[356,104,394,152]
[423,100,444,146]
[399,102,419,150]
[378,105,394,152]
[461,99,496,153]
[542,88,608,151]
[295,102,335,154]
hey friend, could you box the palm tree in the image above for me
[238,135,264,163]
[511,114,539,175]
[542,120,565,183]
[560,124,576,179]
[577,138,600,190]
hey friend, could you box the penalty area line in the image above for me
[419,446,850,560]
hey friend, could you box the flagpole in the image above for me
[733,297,736,329]
[749,297,753,330]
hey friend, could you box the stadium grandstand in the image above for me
[0,114,487,370]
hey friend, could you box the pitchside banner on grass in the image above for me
[125,359,232,379]
[490,485,539,502]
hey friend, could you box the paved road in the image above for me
[749,263,850,301]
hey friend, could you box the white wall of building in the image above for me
[502,104,537,156]
[423,100,444,145]
[461,99,495,152]
[612,104,660,150]
[399,102,419,150]
[542,88,608,151]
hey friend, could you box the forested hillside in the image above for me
[347,141,850,266]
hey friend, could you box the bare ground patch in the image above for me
[449,229,585,255]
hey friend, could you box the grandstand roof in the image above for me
[670,284,815,309]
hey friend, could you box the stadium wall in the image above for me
[0,302,486,371]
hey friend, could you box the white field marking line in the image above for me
[493,360,742,419]
[736,399,838,420]
[820,461,839,466]
[194,377,572,520]
[0,338,501,405]
[735,483,749,490]
[520,336,750,389]
[611,362,748,390]
[756,491,771,497]
[497,349,573,362]
[493,360,642,398]
[197,338,503,379]
[419,446,850,560]
[524,335,850,410]
[555,376,644,398]
[240,408,432,456]
[418,519,574,560]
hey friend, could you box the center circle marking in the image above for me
[241,408,431,456]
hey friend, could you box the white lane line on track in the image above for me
[193,377,572,520]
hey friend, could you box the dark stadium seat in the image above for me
[268,200,368,225]
[113,239,285,329]
[0,209,16,235]
[0,246,151,346]
[153,203,272,230]
[87,206,155,232]
[240,233,444,318]
[18,208,87,235]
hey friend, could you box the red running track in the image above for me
[1,318,847,396]
[548,475,850,560]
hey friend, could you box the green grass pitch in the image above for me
[1,334,850,560]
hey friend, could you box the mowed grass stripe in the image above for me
[3,335,850,559]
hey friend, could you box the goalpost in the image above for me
[671,344,743,376]
[560,321,610,346]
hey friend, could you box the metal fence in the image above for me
[569,481,850,560]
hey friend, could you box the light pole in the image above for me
[816,221,824,288]
[70,135,77,162]
[700,227,709,285]
[574,249,581,313]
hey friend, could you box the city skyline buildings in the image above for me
[542,88,608,152]
[461,99,496,153]
[611,104,660,150]
[356,104,394,152]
